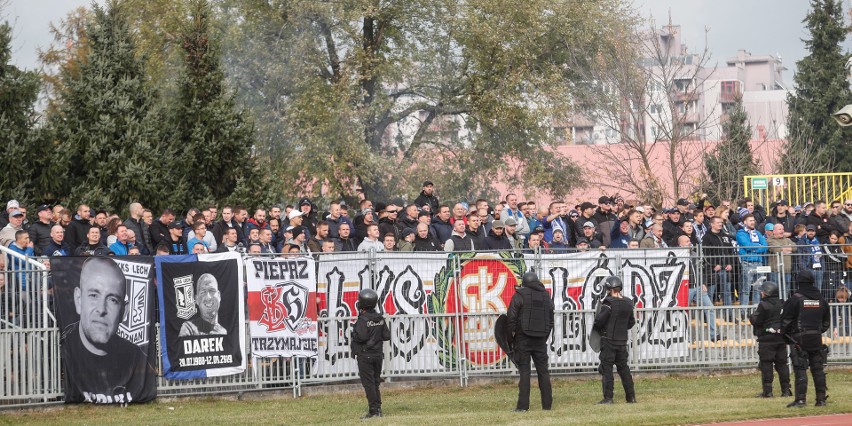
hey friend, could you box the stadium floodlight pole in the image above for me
[832,104,852,126]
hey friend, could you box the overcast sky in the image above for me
[4,0,852,85]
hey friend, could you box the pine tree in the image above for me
[783,0,852,173]
[47,1,182,213]
[172,0,260,208]
[703,96,758,203]
[0,21,46,205]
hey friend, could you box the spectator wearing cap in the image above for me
[0,208,26,247]
[28,204,55,255]
[483,220,512,251]
[549,225,571,252]
[288,226,311,253]
[736,213,768,306]
[0,199,20,228]
[580,221,604,249]
[354,206,376,245]
[675,198,693,221]
[397,228,416,252]
[591,196,618,246]
[413,222,439,251]
[296,198,318,237]
[831,199,852,236]
[414,181,440,213]
[502,193,530,237]
[765,199,795,238]
[796,224,825,291]
[662,208,684,245]
[165,221,188,255]
[803,200,831,243]
[503,217,524,250]
[573,201,597,241]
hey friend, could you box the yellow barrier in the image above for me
[743,173,852,208]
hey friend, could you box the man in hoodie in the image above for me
[413,181,440,213]
[781,270,830,407]
[508,272,554,412]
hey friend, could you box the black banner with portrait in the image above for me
[156,252,245,379]
[53,256,157,404]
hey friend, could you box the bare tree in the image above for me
[570,18,719,208]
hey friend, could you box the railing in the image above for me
[2,247,851,408]
[743,172,852,208]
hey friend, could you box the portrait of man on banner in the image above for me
[53,256,157,404]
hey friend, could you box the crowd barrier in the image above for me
[1,246,851,407]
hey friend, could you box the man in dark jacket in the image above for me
[351,289,390,419]
[211,206,236,247]
[764,200,795,238]
[483,220,512,250]
[149,208,176,248]
[65,204,92,253]
[28,204,55,255]
[413,181,440,213]
[466,212,486,248]
[594,276,636,404]
[413,223,439,251]
[702,216,737,307]
[781,270,831,407]
[803,201,831,243]
[507,272,554,411]
[430,205,453,248]
[334,222,358,252]
[749,281,791,398]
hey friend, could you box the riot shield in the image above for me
[494,314,514,364]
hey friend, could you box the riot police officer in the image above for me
[593,276,636,404]
[507,271,554,411]
[748,281,791,398]
[351,288,391,418]
[781,270,830,407]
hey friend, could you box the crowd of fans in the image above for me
[2,181,852,315]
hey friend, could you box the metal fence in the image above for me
[2,246,851,408]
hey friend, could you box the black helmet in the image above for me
[760,281,779,298]
[604,276,623,291]
[522,271,539,287]
[358,288,378,310]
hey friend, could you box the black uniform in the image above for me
[748,294,790,397]
[351,309,391,416]
[781,276,831,406]
[507,275,554,411]
[594,295,636,403]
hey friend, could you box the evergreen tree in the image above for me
[703,96,758,203]
[172,0,260,208]
[783,0,852,173]
[0,21,46,205]
[47,1,182,213]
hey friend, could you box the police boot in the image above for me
[756,390,773,398]
[786,399,806,408]
[815,393,828,407]
[597,398,613,405]
[781,387,792,397]
[626,396,637,403]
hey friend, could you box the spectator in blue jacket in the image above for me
[736,214,768,306]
